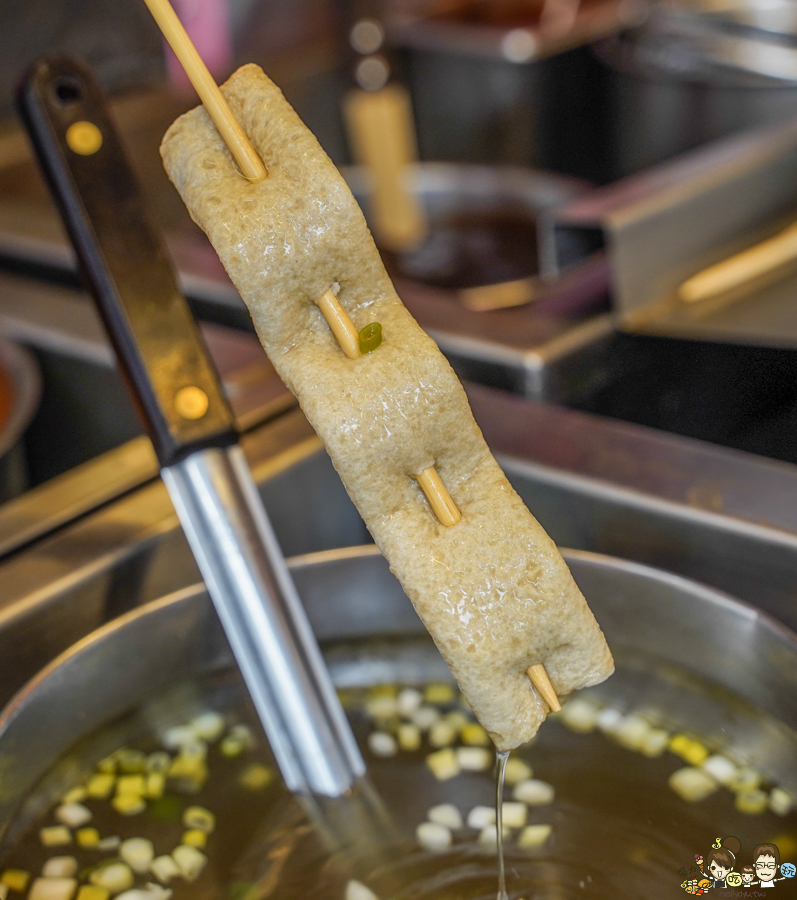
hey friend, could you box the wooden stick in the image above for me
[343,84,427,252]
[416,466,461,526]
[316,288,361,359]
[679,222,797,304]
[141,0,267,183]
[527,664,561,712]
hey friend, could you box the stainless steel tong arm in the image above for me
[163,446,365,796]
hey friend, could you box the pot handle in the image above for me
[16,54,238,467]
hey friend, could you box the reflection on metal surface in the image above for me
[458,275,538,311]
[546,115,797,344]
[163,446,364,796]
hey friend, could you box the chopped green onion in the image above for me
[427,804,462,830]
[181,830,207,849]
[147,796,183,823]
[89,862,133,894]
[518,824,552,849]
[60,786,87,805]
[1,869,31,892]
[146,753,171,774]
[149,856,180,884]
[172,845,207,881]
[76,886,110,900]
[424,683,454,705]
[120,838,154,873]
[358,323,382,355]
[182,807,215,833]
[239,764,273,791]
[28,877,77,900]
[416,821,452,851]
[115,775,145,797]
[41,858,77,879]
[116,749,147,774]
[86,774,114,799]
[111,795,146,816]
[54,803,91,827]
[39,828,71,848]
[145,773,165,799]
[75,829,100,849]
[191,711,225,742]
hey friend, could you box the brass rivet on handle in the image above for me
[66,121,103,156]
[174,385,209,420]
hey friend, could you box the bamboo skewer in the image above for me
[141,0,266,183]
[416,467,461,526]
[527,664,561,712]
[147,6,560,716]
[343,84,427,252]
[678,221,797,304]
[316,288,361,360]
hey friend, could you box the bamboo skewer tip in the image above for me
[527,663,561,712]
[316,287,361,360]
[141,0,266,184]
[416,466,461,527]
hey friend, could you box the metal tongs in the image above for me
[17,56,365,799]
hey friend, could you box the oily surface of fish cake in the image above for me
[160,64,613,750]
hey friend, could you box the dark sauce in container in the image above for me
[425,0,607,28]
[380,210,539,292]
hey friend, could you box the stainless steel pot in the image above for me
[595,0,797,179]
[386,0,645,181]
[0,543,795,838]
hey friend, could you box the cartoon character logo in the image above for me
[753,843,786,888]
[679,837,795,892]
[706,836,741,889]
[738,866,756,888]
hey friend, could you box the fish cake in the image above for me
[161,64,613,750]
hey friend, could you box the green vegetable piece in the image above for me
[147,795,184,822]
[229,882,255,900]
[358,322,382,355]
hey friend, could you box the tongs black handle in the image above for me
[16,54,237,466]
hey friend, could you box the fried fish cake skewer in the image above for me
[160,63,613,750]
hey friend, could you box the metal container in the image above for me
[0,545,795,888]
[595,0,797,180]
[344,162,613,399]
[0,337,41,502]
[386,0,645,181]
